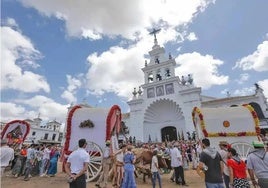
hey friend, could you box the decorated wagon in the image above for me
[1,120,30,151]
[192,104,261,159]
[63,104,122,182]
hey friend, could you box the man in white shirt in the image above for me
[151,150,162,188]
[65,138,90,188]
[24,144,35,181]
[40,144,51,176]
[0,139,14,176]
[170,142,188,186]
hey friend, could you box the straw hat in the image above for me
[219,141,228,146]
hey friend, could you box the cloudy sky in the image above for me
[1,0,268,125]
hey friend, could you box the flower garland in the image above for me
[106,105,121,141]
[242,104,261,135]
[79,119,94,128]
[192,105,260,137]
[192,107,208,137]
[63,105,82,155]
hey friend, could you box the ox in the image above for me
[133,149,168,183]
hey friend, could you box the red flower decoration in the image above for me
[203,130,208,137]
[63,105,82,156]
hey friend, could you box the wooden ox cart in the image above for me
[63,104,122,182]
[192,104,261,159]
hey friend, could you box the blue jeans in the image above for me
[24,159,33,179]
[205,182,225,188]
[223,173,230,188]
[151,171,162,188]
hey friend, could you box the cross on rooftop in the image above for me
[149,28,161,45]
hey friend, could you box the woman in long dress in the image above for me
[47,146,60,177]
[121,146,136,188]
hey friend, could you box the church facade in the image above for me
[123,35,268,143]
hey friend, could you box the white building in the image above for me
[123,33,268,143]
[24,116,63,145]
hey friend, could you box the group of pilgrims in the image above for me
[94,130,268,188]
[5,143,61,181]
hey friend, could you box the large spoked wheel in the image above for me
[231,142,254,160]
[85,141,103,182]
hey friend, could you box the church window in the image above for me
[148,72,154,83]
[44,133,48,140]
[155,57,160,64]
[156,69,162,81]
[52,134,56,141]
[165,68,171,78]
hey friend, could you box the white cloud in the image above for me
[0,102,27,122]
[2,17,19,29]
[234,41,268,72]
[86,45,145,97]
[175,52,229,89]
[258,79,268,101]
[61,91,76,104]
[19,0,212,40]
[1,26,50,93]
[61,75,82,103]
[187,32,198,41]
[233,86,255,96]
[16,95,69,123]
[235,73,250,84]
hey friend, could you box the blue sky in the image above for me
[1,0,268,125]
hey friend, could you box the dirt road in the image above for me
[1,163,206,188]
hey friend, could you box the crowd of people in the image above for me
[0,141,61,181]
[91,132,267,188]
[1,131,268,188]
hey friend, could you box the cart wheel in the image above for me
[231,142,254,160]
[85,141,103,182]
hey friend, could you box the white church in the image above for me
[122,31,268,143]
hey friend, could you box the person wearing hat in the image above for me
[0,139,14,176]
[218,141,230,188]
[246,140,268,188]
[96,140,112,188]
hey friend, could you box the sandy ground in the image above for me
[0,161,215,188]
[1,162,207,188]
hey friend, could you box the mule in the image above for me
[133,148,168,182]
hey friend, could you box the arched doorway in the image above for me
[161,126,177,142]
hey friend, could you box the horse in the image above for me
[133,148,168,182]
